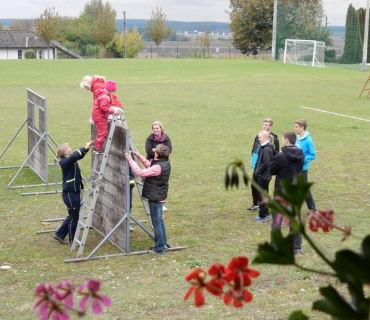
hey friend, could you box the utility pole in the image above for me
[362,0,369,71]
[271,0,278,61]
[123,11,127,59]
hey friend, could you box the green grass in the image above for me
[0,59,370,319]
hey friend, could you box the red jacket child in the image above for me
[92,88,119,152]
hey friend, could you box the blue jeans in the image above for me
[149,201,167,253]
[56,191,80,243]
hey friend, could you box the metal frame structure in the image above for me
[284,39,326,68]
[0,89,60,195]
[37,114,186,263]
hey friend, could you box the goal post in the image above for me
[284,39,326,67]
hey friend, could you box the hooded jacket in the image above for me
[91,77,122,108]
[269,145,304,190]
[91,89,114,123]
[254,143,274,181]
[251,131,279,169]
[295,131,316,171]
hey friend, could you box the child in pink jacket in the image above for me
[92,81,122,153]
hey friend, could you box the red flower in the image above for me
[184,268,208,307]
[224,287,253,308]
[225,257,260,286]
[309,210,334,233]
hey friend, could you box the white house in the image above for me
[0,30,81,59]
[0,30,58,59]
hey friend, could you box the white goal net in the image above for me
[284,39,325,67]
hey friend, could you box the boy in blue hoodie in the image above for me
[294,119,317,212]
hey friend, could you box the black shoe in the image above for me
[53,234,69,245]
[246,205,259,211]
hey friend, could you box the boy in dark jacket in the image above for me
[269,131,305,254]
[253,131,274,222]
[248,118,279,212]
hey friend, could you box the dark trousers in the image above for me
[55,191,81,243]
[303,170,316,211]
[251,172,259,206]
[271,212,302,250]
[256,178,270,218]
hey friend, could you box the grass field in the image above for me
[0,58,370,320]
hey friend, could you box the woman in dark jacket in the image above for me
[145,121,172,160]
[253,131,274,222]
[53,140,94,244]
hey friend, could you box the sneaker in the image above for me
[150,244,172,250]
[53,234,69,245]
[129,226,134,232]
[253,215,270,222]
[246,205,259,211]
[163,206,168,211]
[294,249,303,255]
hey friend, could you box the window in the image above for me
[18,50,22,59]
[38,50,44,59]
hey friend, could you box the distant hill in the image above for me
[116,19,230,34]
[0,18,230,34]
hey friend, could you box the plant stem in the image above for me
[302,230,335,270]
[294,263,336,277]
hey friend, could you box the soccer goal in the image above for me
[284,39,325,67]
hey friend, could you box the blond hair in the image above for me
[56,143,69,161]
[152,121,165,134]
[263,118,273,126]
[79,75,105,89]
[259,130,275,150]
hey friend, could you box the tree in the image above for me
[145,7,172,56]
[341,4,362,64]
[199,23,212,58]
[229,0,273,56]
[229,0,332,57]
[9,19,34,30]
[81,0,104,21]
[275,0,332,57]
[107,28,145,58]
[35,8,59,59]
[91,1,116,57]
[57,16,96,56]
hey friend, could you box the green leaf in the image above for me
[312,286,360,320]
[333,250,370,284]
[288,310,309,320]
[253,229,295,265]
[278,174,313,207]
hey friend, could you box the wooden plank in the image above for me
[91,124,128,249]
[28,90,46,110]
[28,128,48,182]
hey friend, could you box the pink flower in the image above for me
[34,284,70,320]
[78,280,112,315]
[54,280,74,309]
[275,213,290,227]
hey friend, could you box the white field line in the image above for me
[300,106,370,123]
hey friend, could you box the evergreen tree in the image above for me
[342,4,362,64]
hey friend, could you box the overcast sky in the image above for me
[1,0,369,26]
